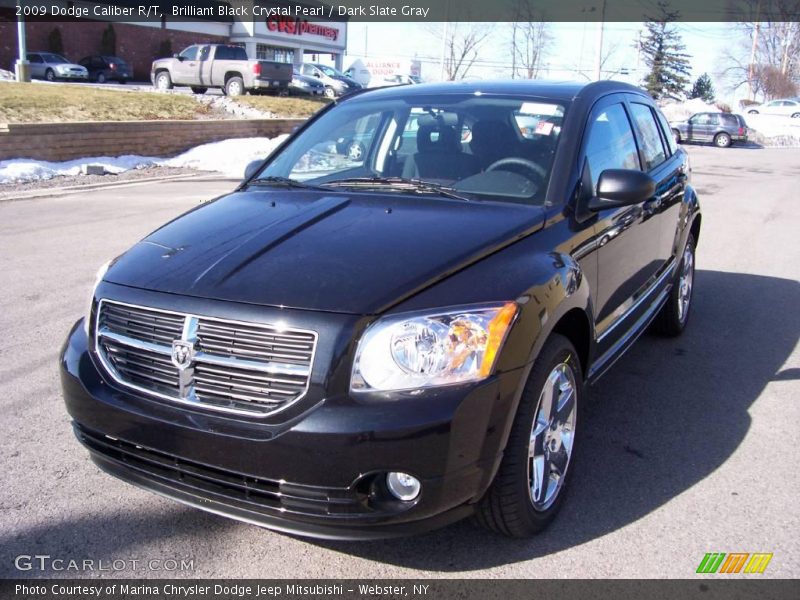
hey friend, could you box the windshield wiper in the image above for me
[320,177,473,202]
[247,176,323,191]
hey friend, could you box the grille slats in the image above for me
[95,300,316,416]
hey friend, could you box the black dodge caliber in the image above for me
[61,80,700,539]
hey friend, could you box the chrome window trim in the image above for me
[93,298,318,418]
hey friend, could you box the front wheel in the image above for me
[96,72,106,84]
[714,132,731,148]
[792,113,800,119]
[475,334,583,537]
[653,234,696,337]
[45,69,55,82]
[672,128,681,144]
[155,71,172,90]
[323,86,336,99]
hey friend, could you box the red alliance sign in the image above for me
[266,15,339,41]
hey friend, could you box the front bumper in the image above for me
[60,305,525,539]
[58,72,88,80]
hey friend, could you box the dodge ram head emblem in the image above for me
[171,340,195,370]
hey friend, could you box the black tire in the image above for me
[671,128,681,144]
[475,334,584,538]
[45,69,55,82]
[792,113,800,119]
[747,109,759,114]
[714,132,731,148]
[652,233,696,337]
[225,76,245,97]
[191,87,208,95]
[118,80,126,85]
[155,71,172,90]
[96,72,106,84]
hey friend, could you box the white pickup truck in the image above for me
[151,44,292,96]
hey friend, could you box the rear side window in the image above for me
[584,103,640,192]
[654,109,677,154]
[629,103,667,171]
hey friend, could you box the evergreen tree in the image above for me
[639,1,692,100]
[101,24,117,56]
[689,73,715,102]
[48,28,64,55]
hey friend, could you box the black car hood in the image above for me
[105,190,546,315]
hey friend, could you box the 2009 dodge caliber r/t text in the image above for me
[61,80,700,539]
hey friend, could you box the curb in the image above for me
[0,172,235,202]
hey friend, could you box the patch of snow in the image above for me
[0,135,289,184]
[0,69,15,81]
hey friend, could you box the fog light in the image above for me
[386,472,421,501]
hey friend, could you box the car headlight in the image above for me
[83,260,112,336]
[351,303,518,392]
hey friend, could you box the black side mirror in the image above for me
[173,54,183,61]
[244,160,262,181]
[588,169,656,211]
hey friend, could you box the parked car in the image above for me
[301,63,362,98]
[670,112,748,147]
[26,52,87,82]
[380,74,421,86]
[78,55,133,83]
[151,44,291,96]
[746,98,800,118]
[288,68,325,96]
[62,80,700,540]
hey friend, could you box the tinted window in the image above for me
[215,46,248,60]
[179,46,198,61]
[28,54,42,63]
[630,103,667,170]
[654,109,677,154]
[106,56,127,65]
[584,103,640,192]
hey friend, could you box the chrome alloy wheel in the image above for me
[528,362,577,511]
[677,244,695,323]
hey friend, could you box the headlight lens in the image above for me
[83,260,112,336]
[351,303,518,392]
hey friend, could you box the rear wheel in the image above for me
[747,109,759,114]
[475,334,583,537]
[714,132,731,148]
[225,76,244,97]
[96,72,106,84]
[653,234,696,337]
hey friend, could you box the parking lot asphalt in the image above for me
[0,146,798,579]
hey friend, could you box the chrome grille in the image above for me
[95,300,316,416]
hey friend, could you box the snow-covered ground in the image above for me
[661,98,800,147]
[0,135,289,185]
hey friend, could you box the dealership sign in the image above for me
[266,15,339,41]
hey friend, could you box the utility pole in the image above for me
[747,0,762,101]
[16,0,31,82]
[593,0,606,80]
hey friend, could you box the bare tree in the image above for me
[716,4,800,100]
[442,23,492,81]
[509,0,551,79]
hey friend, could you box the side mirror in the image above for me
[243,160,262,181]
[174,54,184,61]
[588,169,656,211]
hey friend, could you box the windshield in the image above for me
[42,53,68,63]
[257,93,566,205]
[318,65,344,77]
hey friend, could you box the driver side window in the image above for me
[584,103,640,193]
[179,46,198,61]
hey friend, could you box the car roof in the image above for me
[343,79,648,104]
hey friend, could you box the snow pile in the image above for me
[661,99,800,147]
[0,135,289,184]
[163,135,288,177]
[0,69,14,81]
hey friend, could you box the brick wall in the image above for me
[0,13,228,80]
[0,119,303,162]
